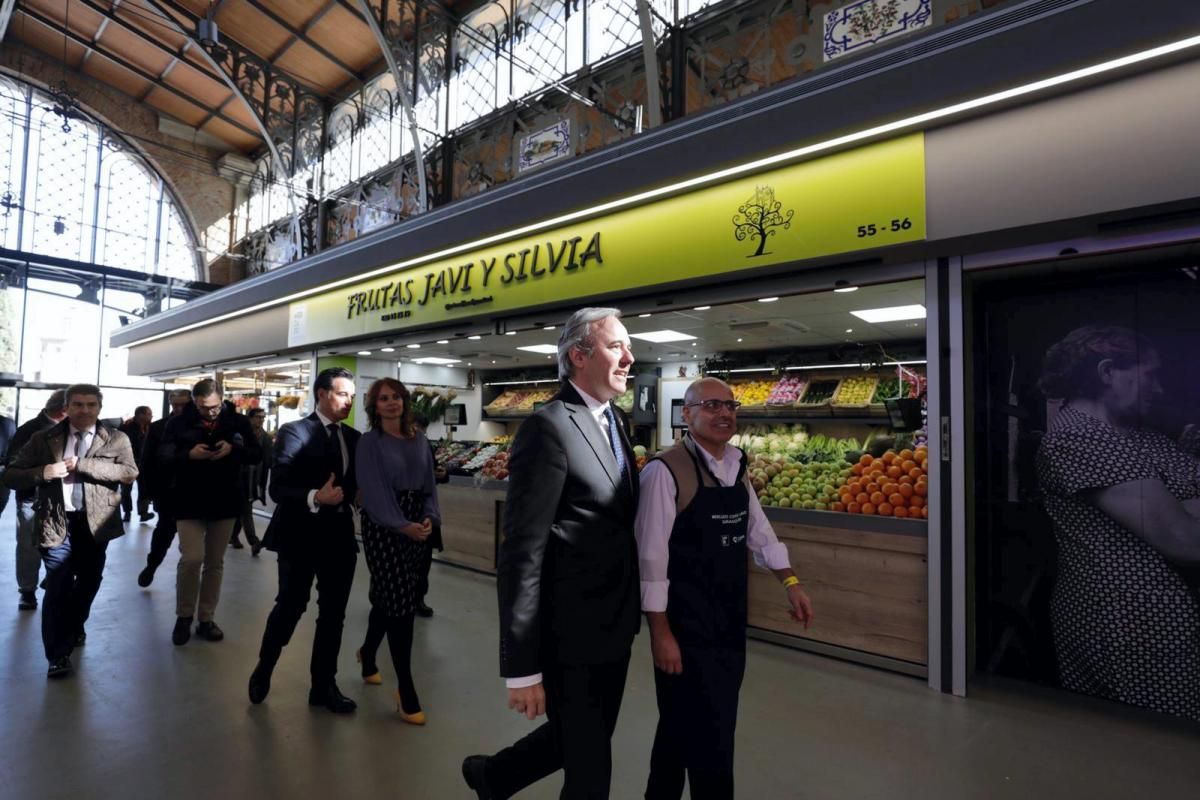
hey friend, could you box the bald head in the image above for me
[682,377,739,457]
[684,377,732,406]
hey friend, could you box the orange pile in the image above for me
[830,448,929,519]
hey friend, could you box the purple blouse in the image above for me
[355,428,441,530]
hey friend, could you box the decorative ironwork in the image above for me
[47,80,84,135]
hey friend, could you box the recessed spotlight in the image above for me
[656,357,661,361]
[468,335,482,340]
[491,360,496,364]
[505,331,516,336]
[406,343,420,349]
[736,338,743,343]
[543,325,556,331]
[834,286,859,293]
[380,347,395,352]
[546,356,552,360]
[638,313,652,318]
[693,306,710,311]
[357,350,371,356]
[437,339,449,344]
[690,342,696,346]
[845,328,854,333]
[758,297,779,303]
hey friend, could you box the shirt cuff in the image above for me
[306,489,319,513]
[506,674,543,689]
[640,580,669,613]
[756,542,791,571]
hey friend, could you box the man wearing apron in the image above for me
[635,377,814,799]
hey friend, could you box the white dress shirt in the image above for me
[506,380,615,690]
[635,442,791,613]
[62,425,96,512]
[307,410,349,513]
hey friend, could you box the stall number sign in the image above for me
[288,133,926,347]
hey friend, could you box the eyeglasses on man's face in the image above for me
[685,399,741,413]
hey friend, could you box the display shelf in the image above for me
[762,506,926,536]
[448,474,508,491]
[736,406,892,423]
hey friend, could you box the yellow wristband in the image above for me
[782,576,800,589]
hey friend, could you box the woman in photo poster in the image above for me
[1036,325,1200,721]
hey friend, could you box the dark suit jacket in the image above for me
[497,382,640,678]
[140,417,171,503]
[5,413,59,506]
[262,413,360,554]
[0,415,15,515]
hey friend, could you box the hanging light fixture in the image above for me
[49,0,83,135]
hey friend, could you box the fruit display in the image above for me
[478,450,510,480]
[433,440,474,470]
[730,379,774,407]
[730,423,807,460]
[484,388,557,414]
[634,444,648,471]
[798,379,839,406]
[829,447,930,519]
[462,443,504,471]
[870,377,915,404]
[766,376,807,407]
[751,456,852,509]
[615,387,635,413]
[832,375,878,406]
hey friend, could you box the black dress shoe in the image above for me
[416,602,434,618]
[122,512,131,522]
[229,539,244,549]
[462,755,494,799]
[308,684,357,714]
[250,542,263,558]
[19,591,38,610]
[47,656,73,678]
[196,621,224,641]
[172,616,193,646]
[248,661,273,704]
[140,512,156,522]
[137,564,156,588]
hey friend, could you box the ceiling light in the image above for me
[486,378,560,386]
[845,328,854,333]
[518,344,559,354]
[120,36,1200,351]
[406,343,421,349]
[736,338,743,343]
[638,313,652,318]
[630,330,696,343]
[690,342,696,346]
[850,304,926,323]
[468,335,482,340]
[505,331,516,336]
[491,360,496,364]
[758,297,779,303]
[786,359,927,371]
[543,325,556,331]
[357,350,371,356]
[656,357,661,361]
[411,356,461,365]
[727,367,773,373]
[380,347,395,352]
[693,306,710,311]
[834,286,859,293]
[437,339,449,344]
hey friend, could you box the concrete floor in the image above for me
[1,502,1198,800]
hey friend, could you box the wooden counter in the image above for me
[751,507,928,665]
[435,477,929,668]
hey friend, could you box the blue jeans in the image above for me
[39,517,108,661]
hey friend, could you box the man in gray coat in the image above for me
[3,384,138,678]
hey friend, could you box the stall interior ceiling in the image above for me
[162,360,310,394]
[327,280,926,372]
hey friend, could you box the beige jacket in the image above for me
[2,421,138,547]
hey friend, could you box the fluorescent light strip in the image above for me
[785,359,928,371]
[122,35,1200,349]
[725,367,775,373]
[484,378,561,386]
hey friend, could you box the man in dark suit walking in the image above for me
[248,367,361,714]
[463,307,640,799]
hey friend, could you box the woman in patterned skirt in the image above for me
[355,378,441,724]
[1036,325,1200,721]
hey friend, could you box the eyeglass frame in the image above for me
[684,399,742,413]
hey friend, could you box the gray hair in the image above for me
[557,307,622,380]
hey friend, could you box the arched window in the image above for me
[0,74,201,280]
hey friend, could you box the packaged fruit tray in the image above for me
[797,378,840,407]
[831,375,878,408]
[730,379,774,408]
[766,375,808,407]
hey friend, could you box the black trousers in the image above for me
[120,476,150,517]
[229,499,261,546]
[257,535,357,688]
[488,652,631,800]
[145,503,176,568]
[39,515,108,661]
[645,645,746,800]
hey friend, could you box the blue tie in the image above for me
[71,431,85,509]
[604,406,628,483]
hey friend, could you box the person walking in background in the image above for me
[463,307,640,800]
[2,384,137,678]
[161,379,260,646]
[230,407,272,554]
[1036,325,1200,721]
[248,367,361,714]
[354,380,441,724]
[119,406,154,523]
[410,412,448,618]
[137,390,191,588]
[5,390,67,612]
[636,377,813,800]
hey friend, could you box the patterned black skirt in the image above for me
[360,491,427,618]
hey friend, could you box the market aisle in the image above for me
[0,502,1197,800]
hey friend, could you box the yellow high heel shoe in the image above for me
[356,648,383,686]
[394,690,426,725]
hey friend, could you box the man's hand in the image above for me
[787,584,814,629]
[188,443,213,461]
[314,473,344,506]
[507,683,546,720]
[42,461,69,480]
[208,441,234,460]
[62,456,78,473]
[646,611,682,674]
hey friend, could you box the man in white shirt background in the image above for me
[635,376,814,800]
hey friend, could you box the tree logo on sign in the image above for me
[732,185,794,257]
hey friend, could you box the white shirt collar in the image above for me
[69,424,97,438]
[315,409,338,429]
[569,380,610,421]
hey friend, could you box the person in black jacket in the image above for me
[161,380,260,645]
[119,406,154,523]
[6,390,67,611]
[137,389,191,588]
